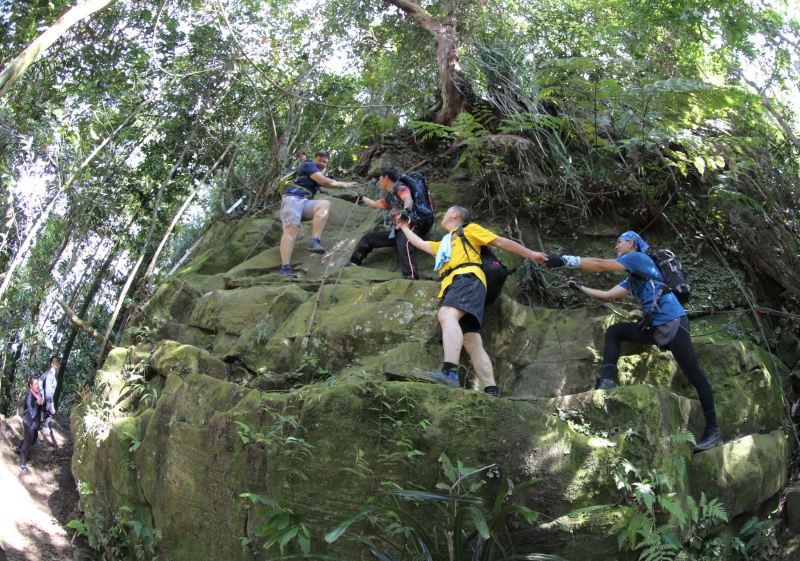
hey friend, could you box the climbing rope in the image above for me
[300,183,373,349]
[243,202,281,261]
[329,180,383,303]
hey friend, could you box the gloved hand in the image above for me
[544,254,564,269]
[566,277,583,290]
[398,208,412,223]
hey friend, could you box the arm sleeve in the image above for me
[466,224,499,246]
[45,372,56,401]
[379,198,389,209]
[428,241,440,254]
[619,278,631,291]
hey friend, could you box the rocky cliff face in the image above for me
[71,178,793,560]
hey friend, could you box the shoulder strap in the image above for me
[456,225,481,260]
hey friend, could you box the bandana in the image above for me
[618,231,650,253]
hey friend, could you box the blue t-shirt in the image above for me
[284,161,323,199]
[616,252,686,326]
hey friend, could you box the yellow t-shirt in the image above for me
[428,223,499,299]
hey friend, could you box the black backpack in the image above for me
[396,172,436,236]
[442,225,518,306]
[17,392,27,418]
[633,249,691,305]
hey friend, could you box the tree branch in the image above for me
[54,296,112,349]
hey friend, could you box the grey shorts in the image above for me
[281,196,320,228]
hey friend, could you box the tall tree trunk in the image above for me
[0,104,141,301]
[141,147,229,291]
[386,0,464,125]
[0,0,119,97]
[143,125,199,246]
[0,337,24,416]
[53,243,117,409]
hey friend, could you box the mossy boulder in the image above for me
[75,206,792,561]
[150,340,227,380]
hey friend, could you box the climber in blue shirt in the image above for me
[279,150,358,277]
[544,231,721,453]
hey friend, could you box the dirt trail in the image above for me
[0,413,87,561]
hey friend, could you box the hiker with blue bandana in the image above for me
[397,205,546,396]
[543,231,721,453]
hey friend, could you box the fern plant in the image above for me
[326,452,554,561]
[611,430,729,561]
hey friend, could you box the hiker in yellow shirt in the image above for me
[398,205,546,396]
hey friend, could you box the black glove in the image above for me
[398,208,413,223]
[566,277,583,291]
[544,254,564,269]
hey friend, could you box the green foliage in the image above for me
[67,505,161,560]
[326,453,550,561]
[612,431,729,561]
[727,515,779,560]
[240,492,312,554]
[233,407,313,481]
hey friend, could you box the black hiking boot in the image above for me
[594,377,617,391]
[693,426,722,453]
[19,464,31,475]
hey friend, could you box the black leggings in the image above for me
[20,420,37,466]
[603,322,716,421]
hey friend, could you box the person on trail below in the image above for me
[285,150,307,174]
[279,150,359,277]
[397,205,546,396]
[543,231,721,453]
[348,166,430,280]
[39,355,59,440]
[19,375,45,475]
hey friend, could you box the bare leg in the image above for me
[462,332,496,388]
[439,306,466,364]
[310,200,331,239]
[280,225,300,266]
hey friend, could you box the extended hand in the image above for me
[566,277,583,290]
[529,251,546,265]
[544,254,564,269]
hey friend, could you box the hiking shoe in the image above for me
[693,426,722,453]
[305,238,326,254]
[346,261,361,267]
[594,377,617,391]
[484,385,500,397]
[417,370,459,388]
[280,265,297,277]
[19,464,30,475]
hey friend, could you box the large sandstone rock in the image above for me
[78,204,791,561]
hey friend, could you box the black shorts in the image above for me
[441,273,486,334]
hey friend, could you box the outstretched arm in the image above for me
[578,283,630,301]
[309,172,358,189]
[578,257,628,273]
[489,237,546,264]
[397,222,435,255]
[360,196,386,209]
[545,254,628,272]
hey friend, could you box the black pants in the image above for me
[603,321,716,420]
[350,225,423,279]
[20,419,37,466]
